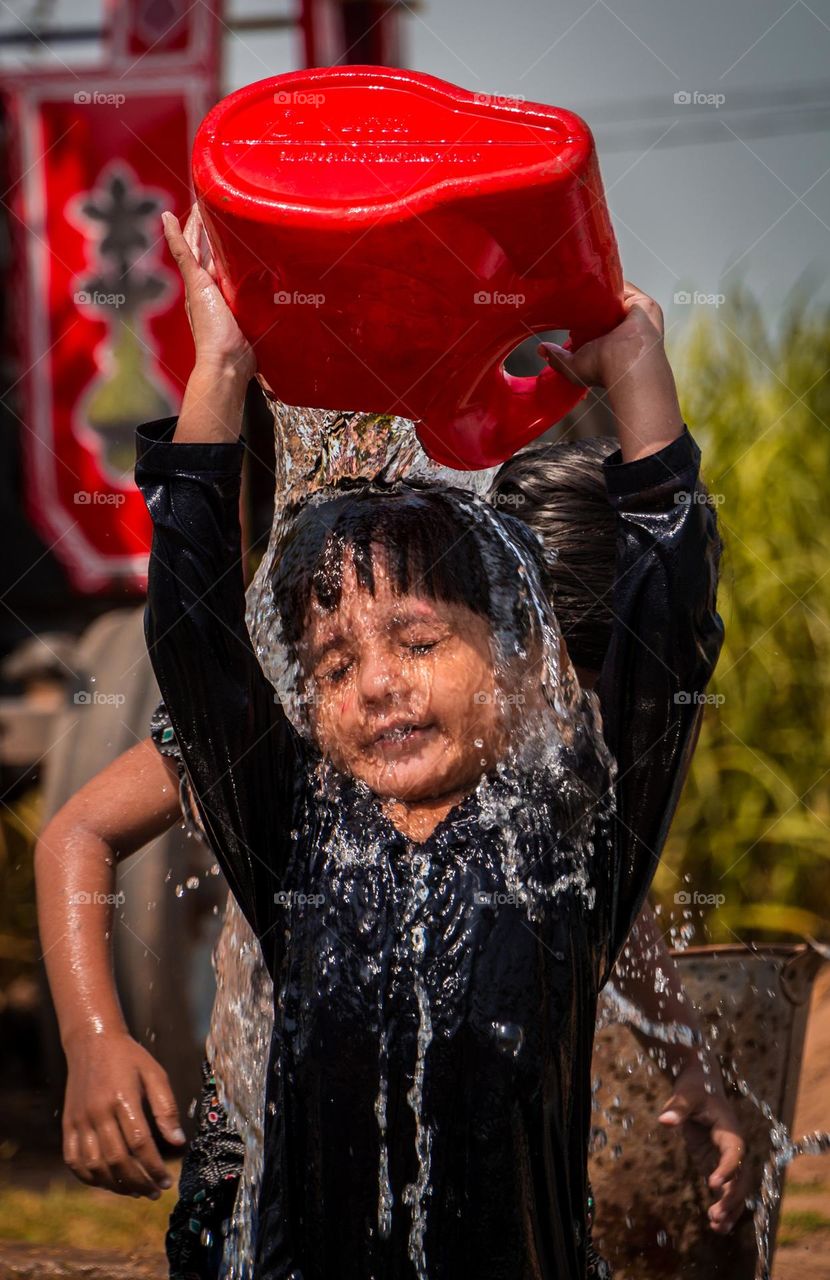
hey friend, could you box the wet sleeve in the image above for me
[592,427,724,987]
[134,416,304,943]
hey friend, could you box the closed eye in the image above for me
[322,660,353,684]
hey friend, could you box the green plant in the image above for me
[653,282,830,942]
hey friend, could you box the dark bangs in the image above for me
[270,480,552,660]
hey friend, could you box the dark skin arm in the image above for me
[34,739,187,1198]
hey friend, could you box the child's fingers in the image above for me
[537,341,590,388]
[63,1124,96,1186]
[182,202,202,261]
[161,210,202,290]
[141,1060,186,1147]
[115,1088,175,1191]
[707,1128,746,1232]
[97,1115,162,1197]
[708,1129,744,1186]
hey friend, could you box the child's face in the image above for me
[300,549,509,805]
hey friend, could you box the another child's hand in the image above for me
[537,281,669,392]
[658,1056,750,1234]
[162,204,256,382]
[62,1030,185,1198]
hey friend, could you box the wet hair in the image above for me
[491,436,724,672]
[270,480,556,670]
[490,438,619,671]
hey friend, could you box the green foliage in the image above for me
[653,283,830,942]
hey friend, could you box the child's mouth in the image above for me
[370,721,434,757]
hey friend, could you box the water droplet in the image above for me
[490,1021,524,1057]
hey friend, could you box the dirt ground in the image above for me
[773,963,830,1280]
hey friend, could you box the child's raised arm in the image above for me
[34,739,186,1198]
[135,208,304,945]
[539,286,724,980]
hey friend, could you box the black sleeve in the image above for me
[134,417,304,943]
[592,427,724,986]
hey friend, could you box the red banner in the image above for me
[2,1,221,594]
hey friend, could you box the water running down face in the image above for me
[301,546,520,806]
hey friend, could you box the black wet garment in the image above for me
[136,418,722,1280]
[165,1058,246,1280]
[150,698,611,1280]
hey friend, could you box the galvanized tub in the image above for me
[589,943,826,1279]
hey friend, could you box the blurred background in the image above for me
[0,1,828,1277]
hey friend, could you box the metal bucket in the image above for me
[589,942,826,1279]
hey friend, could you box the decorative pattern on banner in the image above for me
[1,1,221,593]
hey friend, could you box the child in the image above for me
[35,439,741,1280]
[127,208,723,1278]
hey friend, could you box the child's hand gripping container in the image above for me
[192,66,625,469]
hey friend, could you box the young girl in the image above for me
[124,205,723,1278]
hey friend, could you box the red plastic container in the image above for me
[193,66,625,469]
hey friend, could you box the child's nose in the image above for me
[357,647,410,704]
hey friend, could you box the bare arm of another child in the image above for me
[34,740,187,1198]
